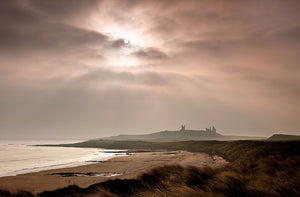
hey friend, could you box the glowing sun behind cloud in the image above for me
[107,26,147,47]
[89,1,162,68]
[104,27,150,67]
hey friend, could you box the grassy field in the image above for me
[1,140,299,197]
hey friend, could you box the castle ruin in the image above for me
[180,125,216,133]
[180,124,186,131]
[205,126,216,133]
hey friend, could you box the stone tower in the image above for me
[212,126,216,133]
[181,124,186,131]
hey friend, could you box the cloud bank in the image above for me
[0,0,300,138]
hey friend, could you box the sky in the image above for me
[0,0,300,139]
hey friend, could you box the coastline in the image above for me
[0,151,227,194]
[0,142,128,178]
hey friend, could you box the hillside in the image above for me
[46,140,299,162]
[101,126,264,141]
[102,130,223,141]
[268,134,300,141]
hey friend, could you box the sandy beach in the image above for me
[0,151,227,194]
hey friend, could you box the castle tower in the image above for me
[181,124,185,131]
[212,126,216,133]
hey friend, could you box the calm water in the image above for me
[0,140,125,177]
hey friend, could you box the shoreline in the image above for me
[0,147,130,178]
[0,151,227,194]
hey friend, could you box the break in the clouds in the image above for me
[0,0,300,139]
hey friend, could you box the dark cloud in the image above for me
[133,48,168,59]
[0,22,108,54]
[109,39,131,49]
[0,1,40,25]
[0,1,108,56]
[30,0,101,19]
[268,26,300,43]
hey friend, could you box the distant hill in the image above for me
[100,126,265,142]
[268,134,300,141]
[102,130,222,141]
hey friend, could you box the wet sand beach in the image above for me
[0,151,227,194]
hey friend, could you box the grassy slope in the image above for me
[100,130,225,141]
[99,129,265,141]
[52,139,299,162]
[1,140,300,197]
[268,134,300,141]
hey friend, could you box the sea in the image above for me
[0,139,126,177]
